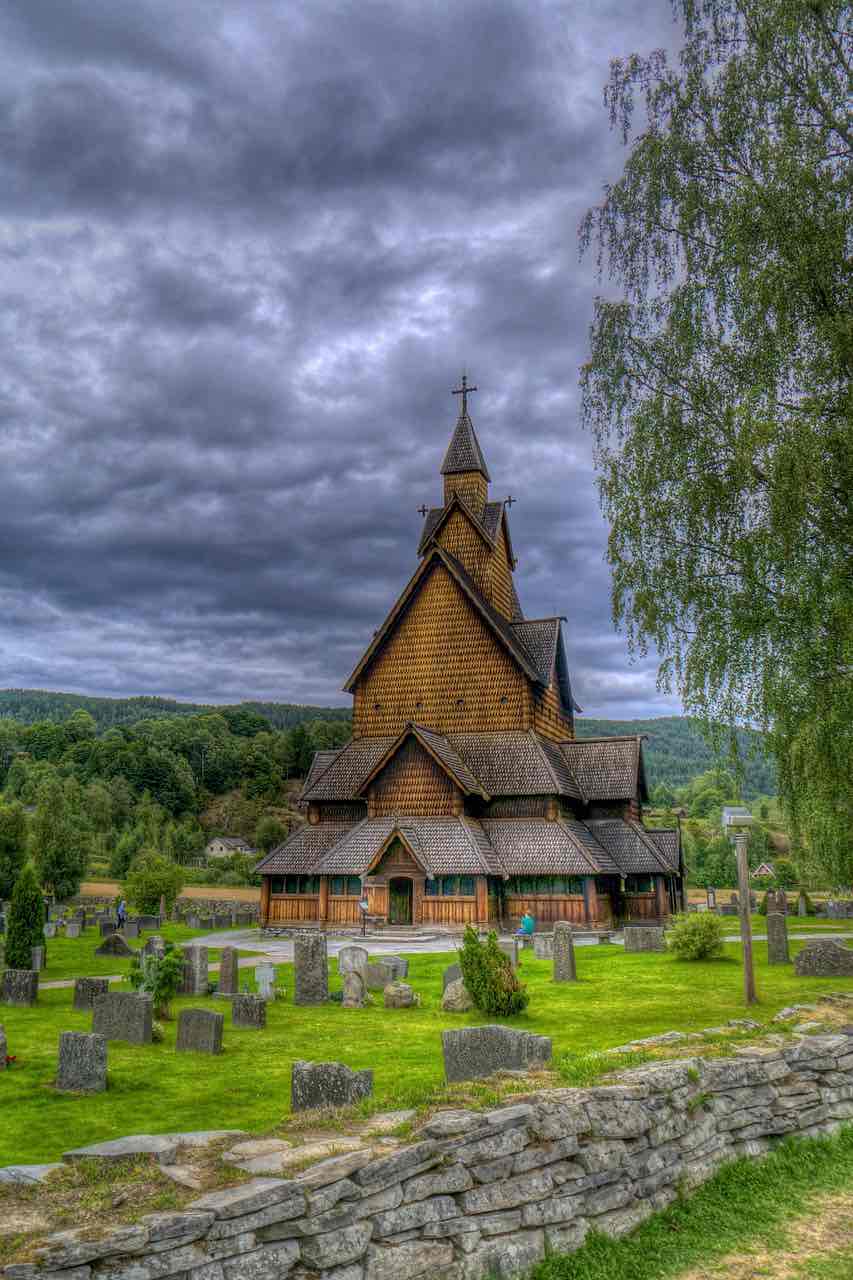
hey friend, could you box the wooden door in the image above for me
[389,877,413,925]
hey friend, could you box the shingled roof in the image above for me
[585,819,675,874]
[440,411,491,479]
[356,724,490,800]
[316,815,502,877]
[254,824,354,875]
[560,736,648,801]
[300,736,397,801]
[448,730,582,799]
[479,817,618,876]
[298,749,344,803]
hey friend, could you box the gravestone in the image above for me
[73,977,109,1012]
[731,892,739,908]
[57,1032,107,1093]
[187,914,201,930]
[99,920,117,938]
[827,900,853,919]
[43,923,56,940]
[706,888,717,910]
[533,934,554,960]
[721,904,739,917]
[92,992,153,1045]
[798,892,808,917]
[384,981,415,1008]
[218,947,239,996]
[177,1008,223,1055]
[442,1025,552,1083]
[0,913,5,934]
[498,939,518,970]
[291,1059,373,1111]
[342,971,366,1008]
[383,955,409,980]
[232,993,266,1029]
[2,970,38,1007]
[122,921,140,941]
[255,962,276,998]
[0,1024,6,1066]
[142,935,166,959]
[624,926,667,953]
[95,932,134,958]
[181,945,209,996]
[31,946,45,972]
[441,979,474,1012]
[749,892,758,910]
[794,939,853,977]
[442,963,462,992]
[552,921,577,982]
[365,961,396,991]
[65,922,81,940]
[767,912,790,965]
[295,933,329,1005]
[338,945,369,978]
[159,895,167,920]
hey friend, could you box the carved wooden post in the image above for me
[318,876,329,927]
[655,875,669,920]
[583,877,598,926]
[259,877,271,929]
[475,876,489,926]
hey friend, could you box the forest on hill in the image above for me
[0,689,351,732]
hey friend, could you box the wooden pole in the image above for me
[735,832,757,1005]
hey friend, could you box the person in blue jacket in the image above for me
[516,911,535,938]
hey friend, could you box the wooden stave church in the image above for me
[257,386,684,931]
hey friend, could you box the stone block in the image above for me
[73,977,110,1012]
[441,978,474,1012]
[181,945,209,996]
[767,912,790,965]
[122,921,140,941]
[383,981,415,1008]
[795,939,853,977]
[338,945,369,977]
[365,961,396,990]
[99,920,117,937]
[442,962,462,991]
[44,922,56,939]
[498,939,518,969]
[31,945,45,972]
[383,956,408,980]
[177,1008,223,1054]
[255,962,276,998]
[0,1023,6,1067]
[291,1059,373,1111]
[624,926,666,953]
[142,935,166,959]
[442,1024,552,1083]
[92,992,153,1045]
[232,994,267,1029]
[553,921,577,981]
[294,933,328,1005]
[2,969,38,1007]
[218,947,239,995]
[57,1032,107,1093]
[65,922,81,939]
[95,932,135,958]
[342,971,367,1008]
[533,934,554,960]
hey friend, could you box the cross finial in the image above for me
[418,504,429,518]
[452,373,478,417]
[504,494,516,508]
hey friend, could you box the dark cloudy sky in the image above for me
[0,0,683,720]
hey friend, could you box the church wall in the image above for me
[435,508,492,597]
[353,562,531,737]
[532,680,574,743]
[486,522,516,621]
[367,737,462,816]
[443,471,487,514]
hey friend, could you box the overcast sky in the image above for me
[0,0,684,720]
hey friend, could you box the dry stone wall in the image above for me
[9,1033,853,1280]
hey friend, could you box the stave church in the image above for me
[257,380,683,931]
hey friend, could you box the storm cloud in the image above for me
[0,0,681,718]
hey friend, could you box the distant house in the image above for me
[753,861,775,878]
[206,836,257,860]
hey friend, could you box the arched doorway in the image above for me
[389,877,413,925]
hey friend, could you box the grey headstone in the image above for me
[365,961,396,990]
[65,922,81,939]
[43,922,56,940]
[0,1023,6,1066]
[442,963,462,992]
[92,992,153,1045]
[798,892,808,917]
[95,932,135,958]
[338,945,369,977]
[441,978,474,1012]
[73,977,109,1013]
[383,955,409,980]
[99,920,117,938]
[57,1032,107,1093]
[794,939,853,977]
[122,921,140,940]
[342,971,366,1008]
[2,969,38,1007]
[31,945,45,972]
[767,912,790,965]
[187,914,201,930]
[383,981,415,1008]
[232,993,267,1029]
[142,935,166,959]
[136,915,159,930]
[294,933,329,1005]
[181,945,209,996]
[442,1025,552,1083]
[255,962,276,998]
[624,926,667,953]
[706,888,717,909]
[177,1008,224,1054]
[0,913,5,934]
[498,939,518,969]
[291,1059,373,1111]
[533,933,554,960]
[553,921,577,981]
[218,946,239,995]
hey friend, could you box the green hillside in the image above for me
[0,689,350,732]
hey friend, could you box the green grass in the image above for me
[532,1128,853,1280]
[1,935,851,1166]
[746,913,853,934]
[25,924,247,983]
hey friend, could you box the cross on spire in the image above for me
[452,373,478,417]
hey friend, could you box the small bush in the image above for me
[4,862,46,970]
[129,945,184,1018]
[458,926,529,1016]
[666,912,726,961]
[123,849,184,915]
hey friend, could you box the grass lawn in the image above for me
[745,913,853,934]
[1,935,852,1166]
[27,924,248,983]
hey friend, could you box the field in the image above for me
[2,933,852,1167]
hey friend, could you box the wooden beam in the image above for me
[475,876,489,925]
[259,877,271,928]
[318,875,329,927]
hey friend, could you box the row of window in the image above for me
[625,875,655,894]
[269,875,363,896]
[269,873,658,897]
[425,876,476,897]
[505,876,585,896]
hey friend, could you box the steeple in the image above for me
[441,375,490,511]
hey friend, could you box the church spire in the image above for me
[441,375,491,481]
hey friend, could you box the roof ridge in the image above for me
[554,814,605,875]
[416,490,497,557]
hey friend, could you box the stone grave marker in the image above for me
[159,895,167,920]
[0,1024,6,1066]
[187,914,201,930]
[794,939,853,977]
[442,1025,552,1083]
[767,912,790,965]
[383,955,408,979]
[2,970,38,1007]
[553,921,577,981]
[291,1059,373,1111]
[177,1008,223,1055]
[181,945,209,996]
[624,926,667,953]
[65,921,81,939]
[232,994,266,1029]
[43,923,56,940]
[122,920,141,941]
[142,935,166,959]
[497,938,518,970]
[99,920,117,938]
[798,892,808,917]
[383,981,415,1008]
[365,961,396,991]
[255,962,276,998]
[294,933,328,1005]
[95,932,135,958]
[92,992,153,1045]
[31,946,45,972]
[73,977,109,1012]
[0,913,5,934]
[533,934,554,960]
[441,978,474,1012]
[338,945,369,977]
[218,946,239,996]
[442,962,462,992]
[342,971,366,1008]
[57,1032,107,1093]
[706,888,717,909]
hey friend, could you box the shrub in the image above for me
[123,849,184,915]
[458,926,529,1016]
[129,945,184,1018]
[666,912,726,961]
[4,862,46,970]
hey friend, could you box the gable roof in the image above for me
[584,819,676,874]
[480,816,619,876]
[356,723,490,800]
[448,730,583,800]
[254,823,354,875]
[441,412,491,479]
[298,748,344,803]
[315,815,502,877]
[300,736,397,801]
[416,490,497,558]
[559,736,648,801]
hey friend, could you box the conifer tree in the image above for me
[4,862,45,970]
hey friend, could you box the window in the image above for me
[330,876,344,896]
[281,874,319,895]
[425,878,438,897]
[270,877,284,894]
[441,875,457,896]
[425,876,476,897]
[459,876,475,897]
[331,876,361,896]
[626,875,654,894]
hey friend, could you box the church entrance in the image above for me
[389,877,413,925]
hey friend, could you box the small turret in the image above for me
[440,374,490,514]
